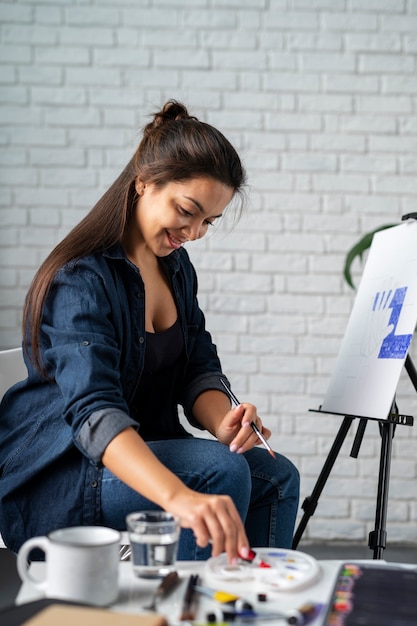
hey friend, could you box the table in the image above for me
[15,558,344,625]
[15,557,415,625]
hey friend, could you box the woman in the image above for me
[0,101,299,561]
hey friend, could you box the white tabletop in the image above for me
[16,556,412,625]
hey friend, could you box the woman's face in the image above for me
[130,176,234,257]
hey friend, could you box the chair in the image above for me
[0,347,27,401]
[0,347,27,549]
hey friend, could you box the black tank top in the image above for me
[143,318,183,375]
[129,318,190,440]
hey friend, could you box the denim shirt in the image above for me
[0,244,227,552]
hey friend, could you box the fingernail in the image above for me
[229,444,238,453]
[239,546,249,559]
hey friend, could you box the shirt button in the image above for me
[81,341,90,346]
[91,480,98,488]
[139,336,144,344]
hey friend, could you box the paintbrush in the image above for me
[142,570,180,611]
[219,378,276,459]
[179,573,199,621]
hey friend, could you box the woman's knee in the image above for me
[244,448,300,501]
[272,455,300,506]
[198,445,252,516]
[278,454,300,496]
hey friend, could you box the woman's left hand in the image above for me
[216,403,272,454]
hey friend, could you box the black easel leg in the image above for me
[350,418,367,458]
[292,416,354,550]
[405,354,417,393]
[368,420,395,559]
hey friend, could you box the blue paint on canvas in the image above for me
[376,286,413,359]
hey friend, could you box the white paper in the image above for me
[321,219,417,420]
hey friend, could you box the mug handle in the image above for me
[16,536,49,591]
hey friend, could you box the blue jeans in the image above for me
[101,438,299,560]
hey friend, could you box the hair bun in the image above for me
[144,100,197,133]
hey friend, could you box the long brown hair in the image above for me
[23,100,247,374]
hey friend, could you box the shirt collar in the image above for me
[103,243,181,273]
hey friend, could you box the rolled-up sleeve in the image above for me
[183,372,230,430]
[77,408,139,464]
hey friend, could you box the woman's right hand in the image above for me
[167,488,250,563]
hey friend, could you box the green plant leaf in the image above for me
[343,224,397,290]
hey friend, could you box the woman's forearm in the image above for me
[191,389,232,438]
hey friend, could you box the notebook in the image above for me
[0,600,167,626]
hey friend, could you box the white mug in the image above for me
[17,526,121,606]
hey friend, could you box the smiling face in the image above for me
[127,176,234,259]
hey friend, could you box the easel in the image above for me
[292,358,415,559]
[292,216,417,560]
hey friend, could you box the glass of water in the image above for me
[126,511,180,578]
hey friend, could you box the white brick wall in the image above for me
[1,0,417,547]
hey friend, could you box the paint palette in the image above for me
[205,548,321,592]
